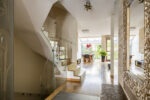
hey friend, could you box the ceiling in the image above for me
[61,0,118,37]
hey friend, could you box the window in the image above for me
[106,38,111,61]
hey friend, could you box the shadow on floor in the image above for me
[14,93,42,100]
[52,92,100,100]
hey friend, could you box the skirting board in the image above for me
[45,83,66,100]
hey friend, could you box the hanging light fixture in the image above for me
[84,0,92,11]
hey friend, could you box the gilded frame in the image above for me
[123,0,150,100]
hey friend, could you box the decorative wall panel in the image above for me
[118,0,128,86]
[144,0,150,99]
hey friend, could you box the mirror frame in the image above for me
[123,0,150,100]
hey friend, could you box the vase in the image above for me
[101,56,105,62]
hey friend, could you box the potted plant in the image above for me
[99,50,107,62]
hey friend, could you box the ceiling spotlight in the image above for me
[84,0,92,11]
[82,29,90,33]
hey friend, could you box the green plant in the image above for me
[97,45,101,51]
[99,50,107,56]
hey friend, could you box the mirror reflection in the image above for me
[129,0,144,78]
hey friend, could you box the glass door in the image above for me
[0,0,14,100]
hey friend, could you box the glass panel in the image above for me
[0,0,14,100]
[129,0,144,76]
[42,20,68,97]
[59,47,66,60]
[0,41,5,99]
[54,43,67,88]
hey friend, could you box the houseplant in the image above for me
[99,50,107,62]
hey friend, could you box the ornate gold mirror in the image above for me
[128,0,145,80]
[123,0,150,99]
[124,0,150,99]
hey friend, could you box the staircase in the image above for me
[41,27,86,83]
[67,62,86,82]
[14,0,59,62]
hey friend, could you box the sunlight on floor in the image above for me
[63,59,119,96]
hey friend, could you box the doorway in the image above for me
[79,37,101,63]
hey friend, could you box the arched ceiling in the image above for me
[61,0,118,37]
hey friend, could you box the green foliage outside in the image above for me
[95,45,107,59]
[81,44,108,59]
[94,45,101,59]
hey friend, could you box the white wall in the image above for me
[101,35,110,51]
[44,17,56,38]
[77,38,82,59]
[14,35,53,94]
[61,13,78,61]
[45,5,78,62]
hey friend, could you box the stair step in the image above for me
[79,71,86,82]
[74,67,81,76]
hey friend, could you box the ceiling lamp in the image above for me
[84,0,92,11]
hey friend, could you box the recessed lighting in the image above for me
[82,29,90,33]
[130,27,136,30]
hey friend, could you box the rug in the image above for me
[100,84,127,100]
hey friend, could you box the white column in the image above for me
[111,13,114,77]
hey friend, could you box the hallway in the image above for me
[53,60,127,100]
[1,0,150,100]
